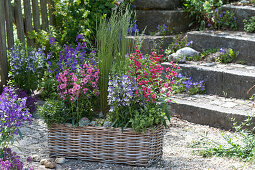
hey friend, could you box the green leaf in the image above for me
[18,128,23,139]
[111,119,117,127]
[165,106,171,121]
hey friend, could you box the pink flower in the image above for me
[60,83,67,89]
[92,82,97,88]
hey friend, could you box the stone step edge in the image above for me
[169,95,255,130]
[187,31,255,66]
[172,62,255,99]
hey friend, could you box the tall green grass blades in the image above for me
[96,7,133,115]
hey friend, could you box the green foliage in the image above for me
[216,48,238,63]
[28,26,61,54]
[165,34,191,56]
[244,16,255,33]
[38,99,70,126]
[183,0,237,31]
[130,105,166,133]
[183,0,222,30]
[186,48,238,64]
[53,0,115,45]
[38,72,58,99]
[197,117,255,162]
[213,10,238,30]
[96,6,133,115]
[28,0,116,47]
[8,41,45,94]
[186,48,219,61]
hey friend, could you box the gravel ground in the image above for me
[14,117,255,170]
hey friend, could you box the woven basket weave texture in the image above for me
[48,124,164,166]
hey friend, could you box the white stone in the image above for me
[55,157,66,164]
[168,47,200,63]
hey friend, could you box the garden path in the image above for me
[15,117,255,170]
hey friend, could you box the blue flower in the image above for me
[219,48,225,53]
[186,41,193,46]
[49,37,55,45]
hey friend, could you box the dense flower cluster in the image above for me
[58,63,100,102]
[9,46,45,75]
[8,43,45,93]
[108,75,138,112]
[47,35,97,77]
[129,47,179,103]
[0,148,23,170]
[0,148,34,170]
[107,46,179,131]
[0,86,32,136]
[173,73,205,94]
[16,89,37,114]
[157,24,167,33]
[208,9,237,30]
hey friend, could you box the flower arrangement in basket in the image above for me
[38,7,179,167]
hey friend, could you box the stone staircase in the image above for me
[133,1,255,130]
[129,0,188,53]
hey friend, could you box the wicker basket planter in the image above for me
[48,124,164,166]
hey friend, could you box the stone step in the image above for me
[127,35,174,54]
[187,31,255,66]
[221,5,255,31]
[162,62,255,99]
[169,93,255,130]
[133,0,182,10]
[136,10,190,35]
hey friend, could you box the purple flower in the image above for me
[186,41,193,46]
[27,156,33,163]
[0,148,24,170]
[219,48,225,53]
[75,34,84,42]
[49,37,55,45]
[0,87,32,138]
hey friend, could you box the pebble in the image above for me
[40,158,54,165]
[55,157,66,164]
[45,161,56,169]
[32,154,41,162]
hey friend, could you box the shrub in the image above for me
[183,0,237,31]
[38,99,69,126]
[183,0,222,30]
[8,42,45,94]
[212,10,237,30]
[244,16,255,33]
[216,48,238,63]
